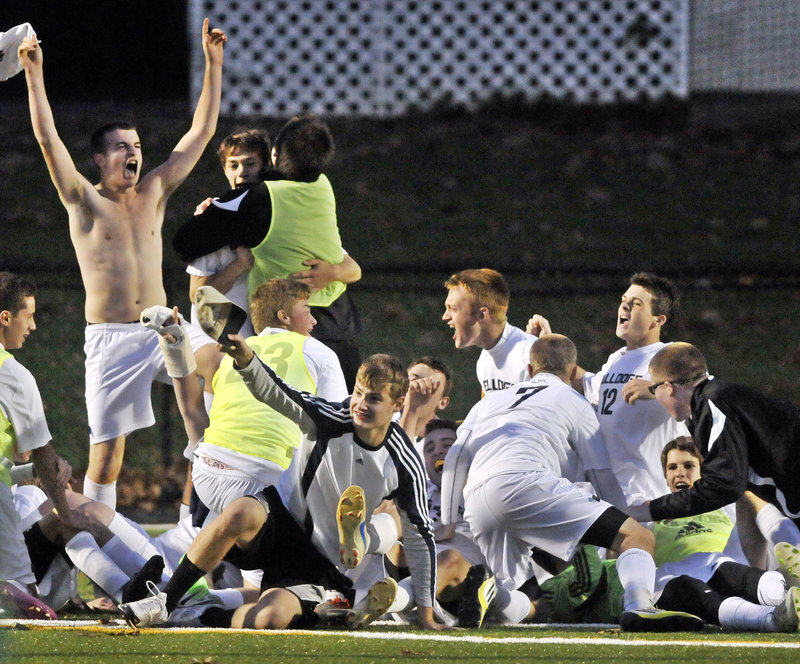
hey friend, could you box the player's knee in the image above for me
[219,497,266,537]
[615,518,655,554]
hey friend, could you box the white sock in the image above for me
[367,513,398,555]
[757,570,787,606]
[83,477,117,510]
[65,531,129,603]
[718,596,772,631]
[210,588,246,610]
[101,535,147,576]
[107,513,161,562]
[616,548,656,611]
[756,504,800,548]
[386,577,415,613]
[488,586,531,624]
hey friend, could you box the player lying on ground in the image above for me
[119,348,442,630]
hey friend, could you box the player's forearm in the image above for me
[335,254,362,284]
[188,59,223,143]
[189,261,249,302]
[24,68,58,146]
[31,445,72,520]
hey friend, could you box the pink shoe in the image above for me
[0,580,58,620]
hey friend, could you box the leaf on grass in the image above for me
[400,648,433,656]
[190,657,222,664]
[13,623,30,630]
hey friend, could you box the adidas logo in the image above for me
[675,521,713,539]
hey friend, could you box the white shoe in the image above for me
[337,485,368,569]
[771,586,800,632]
[347,577,398,629]
[166,591,225,627]
[776,543,800,589]
[118,580,169,628]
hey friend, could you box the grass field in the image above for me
[2,621,800,664]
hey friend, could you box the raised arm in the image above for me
[149,18,226,195]
[19,38,90,206]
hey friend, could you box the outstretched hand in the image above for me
[18,36,42,71]
[290,258,338,293]
[201,17,227,66]
[218,333,254,368]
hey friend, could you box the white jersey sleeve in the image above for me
[439,410,477,526]
[0,356,51,455]
[300,337,348,402]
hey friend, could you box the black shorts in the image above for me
[23,522,69,583]
[224,485,354,603]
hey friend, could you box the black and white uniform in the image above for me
[237,355,437,608]
[476,324,537,395]
[650,377,800,523]
[583,342,689,506]
[440,373,613,591]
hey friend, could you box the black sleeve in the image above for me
[650,400,750,520]
[171,183,272,263]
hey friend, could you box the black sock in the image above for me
[708,562,763,604]
[163,558,207,613]
[200,607,235,628]
[657,575,723,624]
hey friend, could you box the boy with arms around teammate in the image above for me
[120,351,442,630]
[18,21,227,509]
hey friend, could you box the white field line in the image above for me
[2,620,799,648]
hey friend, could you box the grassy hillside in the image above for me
[2,98,799,483]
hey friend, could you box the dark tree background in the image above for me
[1,1,188,101]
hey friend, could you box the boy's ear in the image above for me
[393,394,405,413]
[437,395,450,411]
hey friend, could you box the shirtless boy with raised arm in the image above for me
[18,19,227,509]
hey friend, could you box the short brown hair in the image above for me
[529,334,577,380]
[660,436,703,474]
[423,418,459,439]
[629,272,680,324]
[444,268,509,322]
[355,354,409,401]
[649,342,708,384]
[217,129,272,172]
[249,278,311,333]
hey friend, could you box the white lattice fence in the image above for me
[189,0,689,117]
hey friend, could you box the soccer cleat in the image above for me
[347,577,398,629]
[118,580,169,628]
[337,485,368,569]
[121,555,164,604]
[457,564,497,628]
[166,590,225,627]
[620,606,705,632]
[771,586,800,632]
[176,575,211,608]
[775,542,800,589]
[194,286,248,346]
[314,592,353,626]
[0,580,57,620]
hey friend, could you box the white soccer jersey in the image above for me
[441,372,610,525]
[582,343,690,506]
[187,247,254,338]
[0,349,52,456]
[237,355,437,607]
[476,324,537,395]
